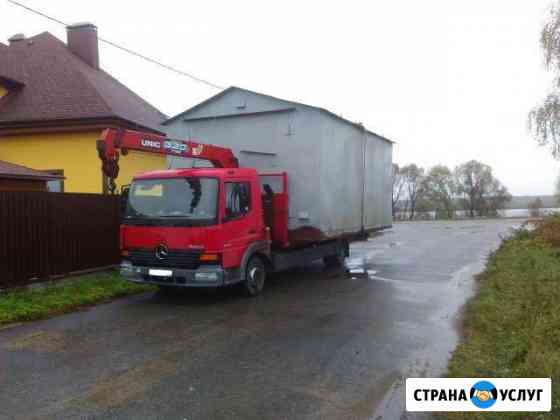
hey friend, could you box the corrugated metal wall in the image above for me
[364,131,393,229]
[318,116,393,235]
[165,90,326,232]
[164,88,393,238]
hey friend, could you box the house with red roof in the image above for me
[0,23,167,193]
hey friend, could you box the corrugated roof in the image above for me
[0,160,64,181]
[0,32,166,133]
[164,86,394,144]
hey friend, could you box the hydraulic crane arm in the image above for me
[97,128,239,194]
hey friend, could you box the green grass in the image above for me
[0,271,154,325]
[446,220,560,419]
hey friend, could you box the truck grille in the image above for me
[129,249,202,269]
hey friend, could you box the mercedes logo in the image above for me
[155,244,169,260]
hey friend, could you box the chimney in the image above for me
[66,23,99,69]
[8,34,25,45]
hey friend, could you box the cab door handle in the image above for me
[248,229,257,234]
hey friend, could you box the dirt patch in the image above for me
[85,357,177,408]
[5,330,68,352]
[348,372,400,420]
[292,371,400,420]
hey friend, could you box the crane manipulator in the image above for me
[96,128,239,194]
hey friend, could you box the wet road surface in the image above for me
[0,220,518,420]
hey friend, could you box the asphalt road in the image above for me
[0,220,518,420]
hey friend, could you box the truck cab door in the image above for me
[221,180,259,269]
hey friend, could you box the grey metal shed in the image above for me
[163,87,393,239]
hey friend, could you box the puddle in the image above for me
[370,259,488,420]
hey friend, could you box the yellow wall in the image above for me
[114,148,167,191]
[0,131,166,193]
[0,85,8,99]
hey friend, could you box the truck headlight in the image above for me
[120,260,133,275]
[194,272,219,282]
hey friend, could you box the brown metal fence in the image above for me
[0,191,120,289]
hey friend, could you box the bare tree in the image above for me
[392,164,406,217]
[529,4,560,157]
[455,160,511,217]
[482,179,512,217]
[455,161,489,217]
[528,197,544,218]
[401,164,425,220]
[555,173,560,205]
[423,165,455,219]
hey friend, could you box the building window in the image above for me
[224,182,251,220]
[43,169,64,192]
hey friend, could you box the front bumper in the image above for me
[120,261,239,288]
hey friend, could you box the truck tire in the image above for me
[244,256,266,296]
[324,241,346,267]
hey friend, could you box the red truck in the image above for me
[97,128,348,296]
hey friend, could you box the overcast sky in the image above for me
[1,0,557,196]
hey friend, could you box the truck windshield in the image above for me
[125,177,218,224]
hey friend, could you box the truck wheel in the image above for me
[244,256,266,296]
[324,241,346,267]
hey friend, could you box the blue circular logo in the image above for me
[470,381,498,409]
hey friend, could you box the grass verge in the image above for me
[446,216,560,419]
[0,271,154,326]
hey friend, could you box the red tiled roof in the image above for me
[0,160,64,181]
[0,32,166,133]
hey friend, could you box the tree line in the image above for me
[530,3,560,212]
[392,160,511,220]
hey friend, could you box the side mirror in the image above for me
[120,184,130,214]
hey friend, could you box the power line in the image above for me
[6,0,224,90]
[96,38,224,90]
[7,0,66,26]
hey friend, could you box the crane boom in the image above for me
[97,128,239,194]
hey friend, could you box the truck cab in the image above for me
[120,167,281,295]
